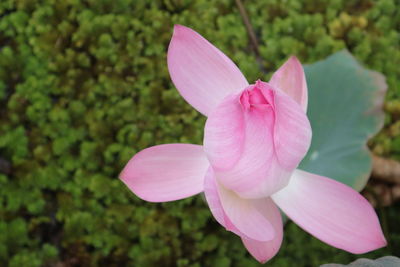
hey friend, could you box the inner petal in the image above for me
[239,80,275,111]
[249,87,268,105]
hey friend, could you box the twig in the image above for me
[371,155,400,184]
[363,155,400,207]
[363,182,400,207]
[234,0,268,74]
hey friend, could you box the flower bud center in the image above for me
[239,80,274,110]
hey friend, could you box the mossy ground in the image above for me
[0,0,399,266]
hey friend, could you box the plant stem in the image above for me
[234,0,268,74]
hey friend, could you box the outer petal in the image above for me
[269,56,308,112]
[168,25,248,116]
[271,169,387,254]
[120,144,209,202]
[241,198,283,264]
[272,89,312,170]
[204,168,283,263]
[203,94,245,171]
[204,168,275,241]
[203,167,241,236]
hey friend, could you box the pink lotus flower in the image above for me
[120,25,386,263]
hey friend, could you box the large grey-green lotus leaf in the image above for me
[300,50,387,191]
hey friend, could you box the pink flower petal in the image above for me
[217,177,275,241]
[215,108,284,198]
[167,25,248,116]
[241,198,283,264]
[203,167,241,236]
[272,89,312,170]
[204,168,282,263]
[269,56,308,111]
[204,168,275,241]
[203,94,245,171]
[120,144,209,202]
[271,169,387,254]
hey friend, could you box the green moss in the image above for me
[0,0,399,266]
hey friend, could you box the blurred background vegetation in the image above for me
[0,0,399,266]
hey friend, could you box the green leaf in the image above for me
[301,50,386,191]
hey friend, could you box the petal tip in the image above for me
[118,150,141,183]
[172,24,189,37]
[287,55,303,69]
[119,166,130,185]
[117,157,144,199]
[118,169,126,181]
[375,233,388,250]
[288,55,300,62]
[118,157,133,183]
[169,25,190,50]
[352,236,387,254]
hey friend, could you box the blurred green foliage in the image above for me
[0,0,399,266]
